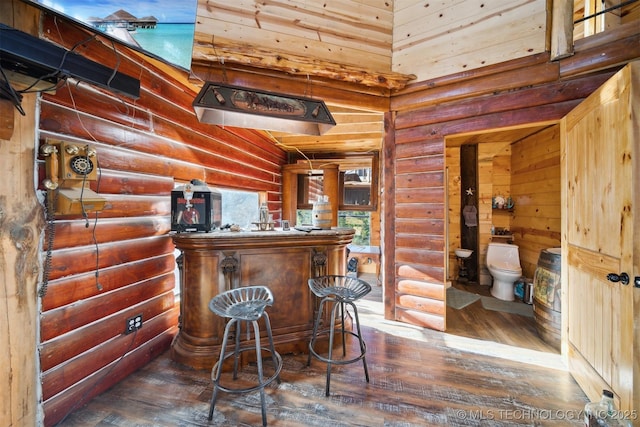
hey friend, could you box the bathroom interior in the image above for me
[445,122,562,305]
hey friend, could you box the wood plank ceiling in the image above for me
[190,0,412,155]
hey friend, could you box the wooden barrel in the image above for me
[533,303,561,350]
[533,247,562,349]
[312,200,332,229]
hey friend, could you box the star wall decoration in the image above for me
[466,188,474,196]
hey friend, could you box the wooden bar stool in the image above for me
[208,286,282,426]
[307,275,371,396]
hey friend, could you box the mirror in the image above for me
[342,167,372,207]
[295,152,378,211]
[297,173,325,208]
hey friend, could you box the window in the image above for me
[295,209,370,246]
[338,211,371,245]
[217,188,259,229]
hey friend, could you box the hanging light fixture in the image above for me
[192,82,336,135]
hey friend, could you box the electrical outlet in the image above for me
[125,314,143,335]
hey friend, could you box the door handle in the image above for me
[607,272,629,285]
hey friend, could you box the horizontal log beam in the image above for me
[559,31,640,77]
[47,217,171,251]
[41,273,174,341]
[395,72,614,130]
[396,53,551,96]
[192,37,416,90]
[392,62,560,112]
[42,309,177,401]
[395,99,581,145]
[90,169,175,196]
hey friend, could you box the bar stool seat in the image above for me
[208,286,282,426]
[307,275,371,396]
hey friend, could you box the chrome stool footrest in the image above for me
[308,328,367,366]
[211,346,282,395]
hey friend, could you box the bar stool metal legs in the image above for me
[208,286,282,426]
[307,275,371,396]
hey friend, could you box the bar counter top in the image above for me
[172,226,355,248]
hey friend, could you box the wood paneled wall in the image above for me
[445,146,461,281]
[36,12,287,427]
[392,0,548,82]
[478,143,512,286]
[511,126,561,278]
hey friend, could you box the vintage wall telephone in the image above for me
[40,139,106,215]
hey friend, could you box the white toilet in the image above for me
[486,242,522,301]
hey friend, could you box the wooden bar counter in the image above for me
[171,227,355,370]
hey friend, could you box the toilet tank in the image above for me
[486,242,520,267]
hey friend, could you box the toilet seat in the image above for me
[489,262,522,275]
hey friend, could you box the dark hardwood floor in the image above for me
[56,275,587,426]
[446,280,558,354]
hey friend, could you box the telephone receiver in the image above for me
[41,143,59,191]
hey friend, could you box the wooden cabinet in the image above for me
[171,228,354,370]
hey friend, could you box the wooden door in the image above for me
[561,62,638,411]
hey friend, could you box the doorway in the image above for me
[444,124,562,352]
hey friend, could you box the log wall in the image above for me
[35,13,286,427]
[387,21,639,330]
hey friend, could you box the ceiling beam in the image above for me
[192,36,415,91]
